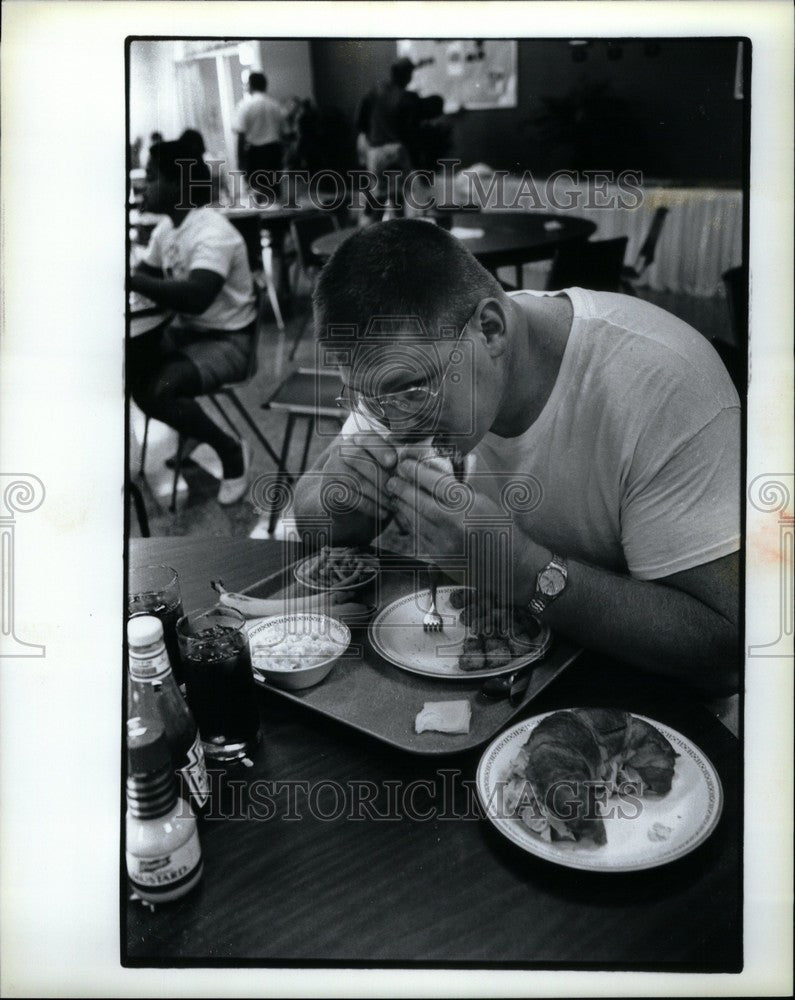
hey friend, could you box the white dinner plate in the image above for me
[369,586,551,680]
[476,711,723,872]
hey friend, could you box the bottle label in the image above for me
[129,645,172,683]
[180,734,210,808]
[127,828,202,893]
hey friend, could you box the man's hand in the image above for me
[387,451,739,697]
[324,431,397,523]
[387,453,537,561]
[293,430,398,548]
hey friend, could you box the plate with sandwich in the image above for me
[476,708,723,872]
[369,585,552,679]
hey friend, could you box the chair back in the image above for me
[546,237,629,293]
[228,212,265,273]
[239,281,272,382]
[722,266,748,349]
[633,207,669,276]
[290,212,339,273]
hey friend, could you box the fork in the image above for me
[422,570,444,632]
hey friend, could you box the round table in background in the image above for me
[311,212,597,284]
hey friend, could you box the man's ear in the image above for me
[474,298,508,357]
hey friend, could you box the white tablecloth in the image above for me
[484,179,744,297]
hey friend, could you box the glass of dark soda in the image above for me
[177,606,261,763]
[129,564,185,686]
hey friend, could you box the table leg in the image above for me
[223,390,280,467]
[128,480,150,537]
[299,417,316,475]
[265,226,292,307]
[139,417,150,477]
[268,412,297,536]
[169,435,183,513]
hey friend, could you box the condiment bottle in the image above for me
[127,615,210,813]
[126,718,203,903]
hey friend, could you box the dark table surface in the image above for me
[312,212,597,272]
[125,536,741,969]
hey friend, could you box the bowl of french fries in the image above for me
[293,546,379,598]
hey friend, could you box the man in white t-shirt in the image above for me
[128,139,257,504]
[292,220,741,695]
[234,71,284,204]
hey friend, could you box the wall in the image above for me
[128,40,313,157]
[256,40,314,103]
[128,40,183,150]
[309,38,745,182]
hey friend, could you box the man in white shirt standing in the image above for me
[234,71,284,205]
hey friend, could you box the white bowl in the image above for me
[247,613,351,691]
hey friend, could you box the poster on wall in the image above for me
[397,38,518,111]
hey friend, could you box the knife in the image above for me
[508,665,535,706]
[480,663,535,703]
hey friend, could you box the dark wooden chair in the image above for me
[709,266,748,392]
[227,212,285,332]
[287,212,341,361]
[620,207,670,294]
[546,237,629,292]
[722,266,748,348]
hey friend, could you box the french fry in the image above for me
[296,547,378,590]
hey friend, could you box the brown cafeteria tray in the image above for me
[244,555,581,755]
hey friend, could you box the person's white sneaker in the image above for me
[217,440,251,506]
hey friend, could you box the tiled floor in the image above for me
[129,278,735,540]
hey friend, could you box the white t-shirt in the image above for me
[234,93,284,146]
[341,288,741,580]
[143,207,256,331]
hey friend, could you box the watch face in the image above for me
[538,566,566,597]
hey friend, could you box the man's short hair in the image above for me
[249,71,267,92]
[148,139,212,208]
[313,219,502,342]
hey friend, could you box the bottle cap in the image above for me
[127,718,171,775]
[127,615,165,649]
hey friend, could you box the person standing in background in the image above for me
[357,57,422,222]
[234,71,285,204]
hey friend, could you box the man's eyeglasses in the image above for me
[335,321,467,423]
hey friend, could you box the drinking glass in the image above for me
[129,564,185,686]
[177,606,261,763]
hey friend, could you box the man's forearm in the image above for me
[129,272,207,314]
[511,537,738,696]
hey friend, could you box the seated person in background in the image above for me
[128,138,256,504]
[293,220,741,696]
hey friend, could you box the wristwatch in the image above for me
[528,555,568,614]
